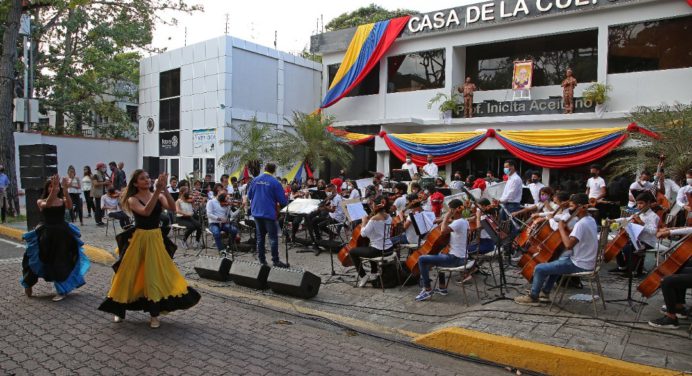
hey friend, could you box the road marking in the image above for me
[0,238,23,248]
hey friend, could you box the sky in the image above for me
[151,0,481,56]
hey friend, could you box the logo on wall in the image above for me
[146,118,155,132]
[512,61,533,90]
[160,131,180,156]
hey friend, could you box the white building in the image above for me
[137,36,322,180]
[311,0,692,184]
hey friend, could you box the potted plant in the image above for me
[583,82,611,116]
[428,93,461,120]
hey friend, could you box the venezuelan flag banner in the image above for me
[284,161,314,182]
[321,16,410,109]
[381,130,488,166]
[326,126,375,145]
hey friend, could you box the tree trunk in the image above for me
[0,0,23,216]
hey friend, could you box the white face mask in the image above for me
[640,179,648,185]
[406,159,411,163]
[687,178,692,186]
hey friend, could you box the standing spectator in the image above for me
[202,174,214,196]
[0,164,9,223]
[527,171,545,204]
[82,166,95,218]
[247,163,289,267]
[117,161,126,184]
[66,166,83,225]
[92,162,111,227]
[109,161,127,191]
[101,188,131,229]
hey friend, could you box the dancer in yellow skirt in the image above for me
[99,170,200,328]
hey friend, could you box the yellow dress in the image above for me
[99,201,200,318]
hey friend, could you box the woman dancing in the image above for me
[98,170,200,328]
[21,175,90,301]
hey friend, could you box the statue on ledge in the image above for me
[561,68,577,114]
[458,77,478,118]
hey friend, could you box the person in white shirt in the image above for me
[585,164,607,201]
[515,193,598,305]
[676,170,692,224]
[527,172,545,205]
[401,153,418,180]
[513,187,558,220]
[308,184,344,252]
[627,171,653,210]
[66,165,83,225]
[422,154,438,178]
[347,180,361,200]
[391,194,424,246]
[611,192,659,276]
[101,187,131,228]
[392,183,408,213]
[498,160,523,255]
[656,168,680,205]
[349,196,394,287]
[414,199,469,301]
[206,192,238,252]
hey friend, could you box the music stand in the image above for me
[399,213,431,287]
[480,216,515,305]
[438,188,452,197]
[521,188,534,205]
[605,242,648,312]
[310,190,327,200]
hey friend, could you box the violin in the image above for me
[637,235,691,298]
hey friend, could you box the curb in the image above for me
[0,224,115,265]
[414,327,679,376]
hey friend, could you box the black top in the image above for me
[133,197,162,230]
[41,203,66,225]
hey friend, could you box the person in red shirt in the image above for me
[470,175,487,191]
[427,185,445,217]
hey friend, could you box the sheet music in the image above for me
[281,198,321,214]
[356,178,373,191]
[482,181,506,201]
[345,203,368,222]
[625,223,644,250]
[413,211,436,235]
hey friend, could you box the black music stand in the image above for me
[390,169,411,182]
[438,188,452,196]
[521,187,534,205]
[605,246,647,312]
[480,216,515,305]
[399,213,430,288]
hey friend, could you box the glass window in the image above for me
[466,30,598,90]
[608,16,692,74]
[205,158,215,175]
[126,105,138,123]
[159,97,180,131]
[387,49,445,93]
[160,69,180,99]
[327,63,380,97]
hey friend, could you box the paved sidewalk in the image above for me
[4,220,691,372]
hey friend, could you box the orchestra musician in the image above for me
[307,184,345,252]
[647,227,692,329]
[422,154,438,178]
[346,180,361,200]
[414,199,470,301]
[391,194,424,246]
[391,183,408,213]
[512,187,558,219]
[350,196,394,287]
[205,191,239,253]
[585,164,607,201]
[676,169,692,225]
[426,185,445,218]
[610,192,659,276]
[467,198,496,255]
[514,193,598,305]
[497,160,524,256]
[627,171,653,212]
[401,153,418,180]
[545,191,577,231]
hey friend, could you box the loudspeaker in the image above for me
[18,144,58,230]
[194,257,232,281]
[267,268,321,299]
[229,260,270,289]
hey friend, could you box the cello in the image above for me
[520,211,577,281]
[337,224,368,267]
[637,234,691,298]
[405,225,450,277]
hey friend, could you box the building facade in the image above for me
[311,0,692,184]
[138,36,322,181]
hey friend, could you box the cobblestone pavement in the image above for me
[0,240,506,376]
[4,219,692,372]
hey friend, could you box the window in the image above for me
[159,98,180,131]
[466,30,598,90]
[205,158,215,176]
[160,69,180,99]
[126,105,138,123]
[608,16,692,74]
[327,63,380,97]
[387,49,445,93]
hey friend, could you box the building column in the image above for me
[445,163,452,182]
[597,25,608,84]
[542,167,550,187]
[377,151,390,177]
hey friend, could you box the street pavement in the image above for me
[0,239,508,376]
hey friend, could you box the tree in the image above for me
[218,118,285,177]
[325,4,416,31]
[605,103,692,183]
[278,112,353,174]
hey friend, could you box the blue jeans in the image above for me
[418,253,466,289]
[531,256,587,297]
[468,238,495,254]
[209,222,238,251]
[255,217,279,264]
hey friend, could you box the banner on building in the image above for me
[159,131,180,156]
[192,128,216,155]
[512,60,533,90]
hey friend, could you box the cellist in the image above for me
[514,193,598,306]
[610,192,659,276]
[391,194,424,246]
[647,227,692,329]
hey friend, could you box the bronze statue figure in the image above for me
[561,68,577,114]
[458,77,477,118]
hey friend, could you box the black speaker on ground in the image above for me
[19,144,58,230]
[267,268,321,299]
[229,260,270,289]
[194,256,232,281]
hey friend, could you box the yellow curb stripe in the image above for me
[0,224,115,265]
[414,327,680,376]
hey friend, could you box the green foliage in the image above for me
[325,4,416,31]
[277,112,353,173]
[605,103,692,182]
[218,118,285,177]
[427,93,461,113]
[582,83,611,105]
[300,48,322,63]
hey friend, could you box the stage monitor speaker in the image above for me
[194,257,232,281]
[267,268,321,299]
[229,260,270,290]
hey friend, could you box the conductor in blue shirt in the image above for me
[248,163,289,267]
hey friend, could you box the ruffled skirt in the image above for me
[98,228,200,318]
[21,223,90,295]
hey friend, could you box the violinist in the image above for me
[206,191,239,253]
[546,191,576,231]
[409,173,422,193]
[307,184,345,250]
[676,169,692,224]
[514,193,598,306]
[415,199,469,301]
[467,198,496,255]
[512,187,557,219]
[647,227,692,329]
[392,183,408,213]
[610,193,659,276]
[350,196,394,287]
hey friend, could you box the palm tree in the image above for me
[218,117,284,177]
[279,112,353,174]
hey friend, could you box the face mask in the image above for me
[406,159,411,163]
[687,178,692,185]
[640,180,648,185]
[503,168,510,175]
[427,160,433,164]
[591,173,597,177]
[540,194,548,202]
[531,179,539,183]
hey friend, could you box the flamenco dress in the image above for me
[98,199,200,318]
[21,204,90,295]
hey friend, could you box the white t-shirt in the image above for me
[677,185,691,207]
[81,176,92,191]
[500,172,523,204]
[663,179,680,203]
[527,182,544,204]
[628,181,653,207]
[404,218,420,244]
[328,194,345,223]
[448,218,469,259]
[67,177,81,194]
[349,189,361,200]
[567,215,598,270]
[422,163,438,178]
[393,195,407,213]
[362,216,393,251]
[586,177,606,199]
[401,162,417,179]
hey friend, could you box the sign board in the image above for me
[159,131,180,156]
[456,97,595,117]
[192,129,216,155]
